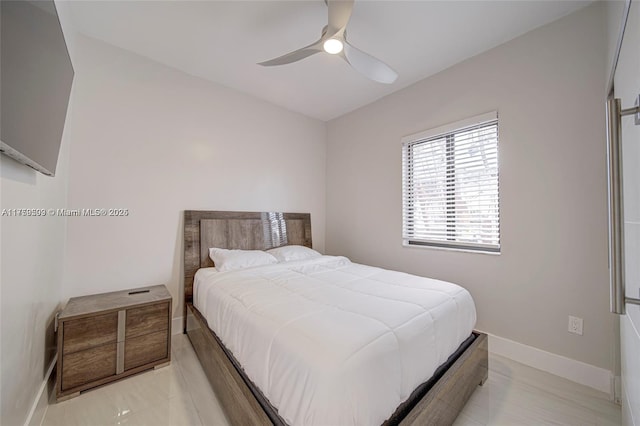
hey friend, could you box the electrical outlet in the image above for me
[568,316,583,335]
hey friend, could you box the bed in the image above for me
[183,210,488,426]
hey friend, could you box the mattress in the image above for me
[193,255,476,426]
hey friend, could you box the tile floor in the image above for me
[453,356,621,426]
[43,334,621,426]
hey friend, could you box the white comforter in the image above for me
[194,256,476,426]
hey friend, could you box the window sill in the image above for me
[402,241,501,256]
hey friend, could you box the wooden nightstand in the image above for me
[56,285,172,401]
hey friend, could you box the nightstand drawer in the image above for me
[63,312,118,354]
[124,329,169,371]
[126,302,169,339]
[61,343,117,391]
[57,285,172,401]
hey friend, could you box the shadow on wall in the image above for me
[44,309,58,377]
[0,154,37,185]
[170,211,185,328]
[44,304,63,407]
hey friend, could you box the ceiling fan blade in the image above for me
[258,39,323,66]
[327,0,354,37]
[341,41,398,84]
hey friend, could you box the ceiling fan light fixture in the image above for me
[323,38,343,54]
[258,0,398,84]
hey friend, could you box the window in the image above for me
[402,112,500,252]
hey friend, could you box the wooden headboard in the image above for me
[183,210,312,312]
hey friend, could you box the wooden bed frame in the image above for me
[183,210,488,425]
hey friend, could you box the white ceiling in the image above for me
[66,1,591,121]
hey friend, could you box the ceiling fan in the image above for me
[258,0,398,84]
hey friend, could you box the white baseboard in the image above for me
[486,333,613,396]
[25,355,56,426]
[172,316,184,335]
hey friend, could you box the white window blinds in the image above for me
[402,113,500,252]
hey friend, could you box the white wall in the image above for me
[614,1,640,423]
[63,35,327,321]
[0,90,72,426]
[0,2,76,423]
[326,4,615,372]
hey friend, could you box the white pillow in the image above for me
[209,248,277,272]
[266,245,321,263]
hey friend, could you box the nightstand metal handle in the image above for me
[116,310,126,374]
